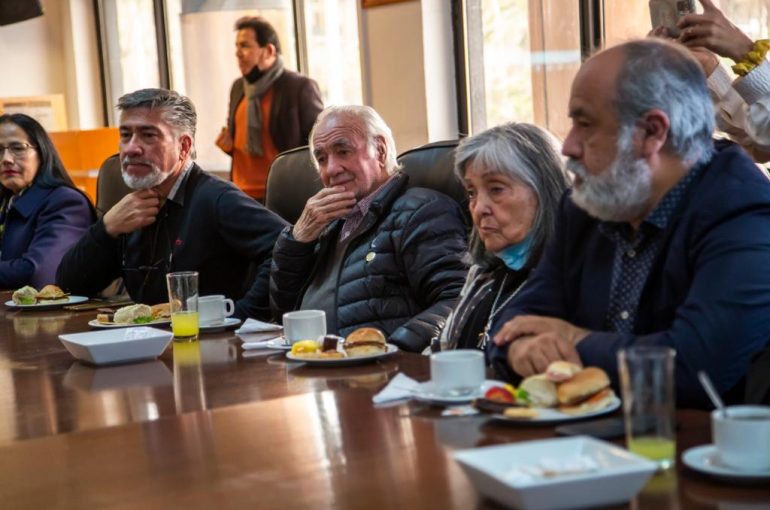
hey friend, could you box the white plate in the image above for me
[286,343,398,367]
[88,318,171,329]
[488,396,621,424]
[454,436,657,510]
[5,295,88,310]
[200,317,242,333]
[414,380,505,405]
[682,444,770,483]
[59,327,173,365]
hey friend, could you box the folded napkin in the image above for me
[372,373,420,405]
[238,330,285,350]
[235,318,283,334]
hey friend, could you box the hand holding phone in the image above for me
[649,0,696,37]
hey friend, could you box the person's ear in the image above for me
[179,134,193,160]
[375,136,387,165]
[639,109,670,158]
[265,43,278,58]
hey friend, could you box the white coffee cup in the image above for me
[712,405,770,471]
[283,310,326,345]
[198,295,235,326]
[430,350,485,397]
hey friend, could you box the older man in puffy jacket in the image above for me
[269,105,468,353]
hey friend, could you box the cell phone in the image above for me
[649,0,695,37]
[555,417,626,439]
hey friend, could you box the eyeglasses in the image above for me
[0,143,36,158]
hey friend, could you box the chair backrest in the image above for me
[95,154,132,219]
[265,146,323,224]
[397,139,469,224]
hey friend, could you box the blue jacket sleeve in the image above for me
[0,188,94,289]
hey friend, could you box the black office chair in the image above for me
[264,146,323,224]
[95,154,132,219]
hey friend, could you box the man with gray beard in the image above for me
[488,39,770,408]
[57,89,287,320]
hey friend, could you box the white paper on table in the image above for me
[372,373,419,405]
[235,318,283,334]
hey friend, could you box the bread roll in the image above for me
[545,361,582,382]
[557,367,610,405]
[344,327,387,357]
[37,284,66,300]
[151,302,171,319]
[113,304,153,324]
[559,388,616,415]
[519,374,558,408]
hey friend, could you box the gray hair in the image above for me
[116,88,197,158]
[309,105,401,174]
[454,122,569,268]
[614,39,714,165]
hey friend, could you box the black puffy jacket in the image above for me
[269,173,469,352]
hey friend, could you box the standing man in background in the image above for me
[216,16,323,202]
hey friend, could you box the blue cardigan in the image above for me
[489,142,770,409]
[0,183,94,289]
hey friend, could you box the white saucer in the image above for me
[414,380,503,405]
[199,317,242,333]
[682,444,770,483]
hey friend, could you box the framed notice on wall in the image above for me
[0,94,68,132]
[362,0,415,7]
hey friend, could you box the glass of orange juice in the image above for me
[166,271,199,342]
[618,346,676,470]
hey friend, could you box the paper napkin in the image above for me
[235,318,283,334]
[372,373,420,405]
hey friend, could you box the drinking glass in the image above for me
[618,346,676,469]
[166,271,199,342]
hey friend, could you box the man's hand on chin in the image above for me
[292,186,356,242]
[494,315,589,377]
[103,189,162,238]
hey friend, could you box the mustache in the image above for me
[122,157,154,168]
[565,158,587,179]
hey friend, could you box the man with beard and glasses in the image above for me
[57,88,287,320]
[487,39,770,408]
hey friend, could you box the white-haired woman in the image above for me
[439,122,569,351]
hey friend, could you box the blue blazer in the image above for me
[0,183,94,289]
[489,142,770,409]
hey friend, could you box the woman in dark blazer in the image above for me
[0,113,95,289]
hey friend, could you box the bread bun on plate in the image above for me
[559,387,616,415]
[557,367,611,406]
[113,304,153,324]
[519,374,558,408]
[545,361,582,382]
[344,327,387,357]
[151,302,171,319]
[37,284,67,301]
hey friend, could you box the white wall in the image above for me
[0,0,66,98]
[0,0,102,129]
[358,0,457,153]
[360,1,428,154]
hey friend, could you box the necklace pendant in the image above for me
[478,329,490,350]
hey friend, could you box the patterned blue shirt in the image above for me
[599,165,703,333]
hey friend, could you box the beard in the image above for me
[121,158,169,190]
[567,130,652,223]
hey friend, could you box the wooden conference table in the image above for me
[0,292,768,509]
